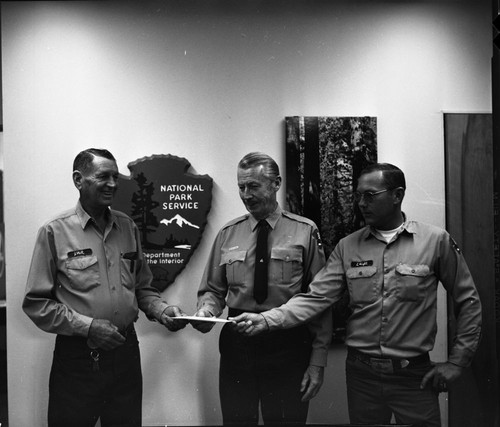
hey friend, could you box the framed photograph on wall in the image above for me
[285,116,377,340]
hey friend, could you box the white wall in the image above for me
[2,1,491,426]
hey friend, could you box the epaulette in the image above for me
[220,214,250,230]
[281,210,317,228]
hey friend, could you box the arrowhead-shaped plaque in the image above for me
[113,154,213,291]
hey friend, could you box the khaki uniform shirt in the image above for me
[264,218,482,367]
[197,205,332,367]
[23,201,168,337]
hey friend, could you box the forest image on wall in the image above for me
[285,116,377,257]
[286,116,377,338]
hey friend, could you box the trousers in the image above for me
[219,316,312,427]
[346,348,441,427]
[48,327,142,427]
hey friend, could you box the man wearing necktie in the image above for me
[231,163,482,427]
[193,152,331,427]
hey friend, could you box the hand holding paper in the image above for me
[189,309,224,333]
[229,312,269,336]
[160,305,189,332]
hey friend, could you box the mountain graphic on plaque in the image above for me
[113,154,213,291]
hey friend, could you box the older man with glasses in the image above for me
[231,162,482,427]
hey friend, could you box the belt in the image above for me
[347,347,429,373]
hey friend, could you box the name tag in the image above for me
[351,260,373,267]
[68,249,93,258]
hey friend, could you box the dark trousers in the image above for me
[346,348,441,427]
[48,328,142,427]
[219,320,312,427]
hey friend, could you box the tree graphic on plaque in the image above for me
[130,172,160,248]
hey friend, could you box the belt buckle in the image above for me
[370,357,394,374]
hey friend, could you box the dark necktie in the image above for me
[253,220,270,304]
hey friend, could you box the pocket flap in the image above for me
[396,264,430,277]
[271,247,303,263]
[346,265,377,279]
[220,250,247,266]
[66,255,98,270]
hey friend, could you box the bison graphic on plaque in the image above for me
[112,154,213,291]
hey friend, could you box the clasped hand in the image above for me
[88,319,126,351]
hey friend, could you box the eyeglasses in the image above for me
[353,188,392,203]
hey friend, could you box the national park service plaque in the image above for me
[113,154,213,291]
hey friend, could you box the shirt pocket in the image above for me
[120,253,137,290]
[220,250,247,285]
[65,255,100,292]
[395,264,430,301]
[346,266,377,304]
[270,247,303,284]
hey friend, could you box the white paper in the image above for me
[171,315,234,323]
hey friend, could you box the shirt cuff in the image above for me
[147,300,170,321]
[74,312,94,337]
[261,308,285,331]
[448,348,475,368]
[309,348,328,367]
[263,309,328,366]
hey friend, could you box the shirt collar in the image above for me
[365,212,413,240]
[75,200,119,230]
[250,204,282,231]
[400,213,417,234]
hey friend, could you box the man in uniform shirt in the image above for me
[23,148,188,427]
[231,163,482,427]
[193,152,332,427]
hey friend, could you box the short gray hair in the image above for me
[238,152,280,181]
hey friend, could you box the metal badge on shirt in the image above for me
[450,237,461,254]
[313,229,323,248]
